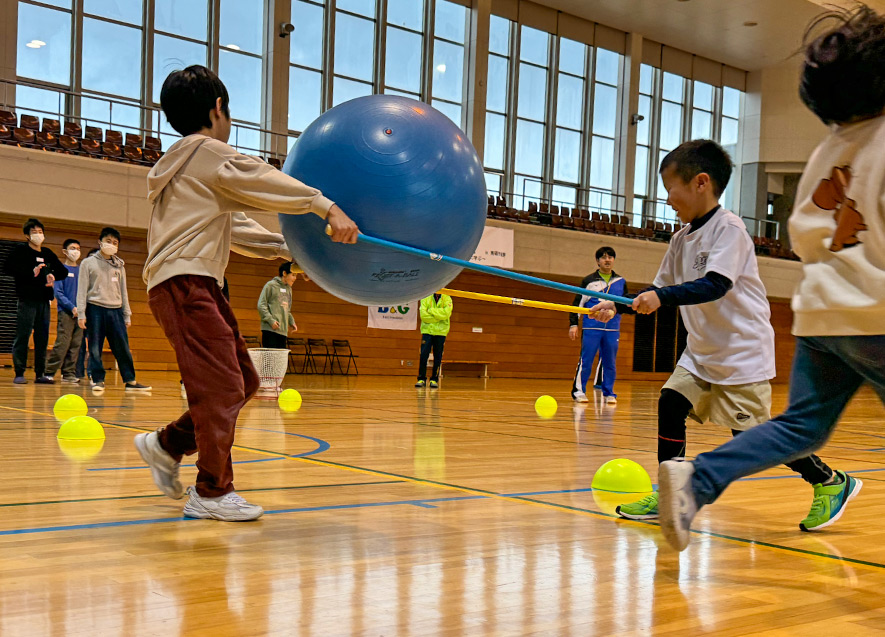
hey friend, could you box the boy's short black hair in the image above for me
[160,65,230,136]
[800,4,885,125]
[99,227,121,242]
[596,246,616,260]
[659,140,733,197]
[279,261,294,277]
[63,239,80,249]
[23,218,44,235]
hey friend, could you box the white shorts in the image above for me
[663,366,772,431]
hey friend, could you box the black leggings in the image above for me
[658,388,833,485]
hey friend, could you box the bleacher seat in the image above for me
[101,141,122,160]
[58,135,80,153]
[80,138,101,156]
[123,145,142,162]
[36,131,58,150]
[125,133,142,147]
[144,136,161,150]
[42,118,61,134]
[105,130,123,144]
[84,126,102,141]
[0,124,11,143]
[0,110,16,127]
[13,128,36,148]
[20,115,39,131]
[63,121,82,138]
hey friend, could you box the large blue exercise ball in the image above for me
[280,95,487,306]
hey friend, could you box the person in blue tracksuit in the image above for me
[568,246,631,404]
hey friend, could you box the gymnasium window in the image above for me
[483,14,512,199]
[384,0,424,100]
[719,87,743,211]
[633,64,655,222]
[431,0,469,129]
[632,306,688,374]
[513,25,550,211]
[588,47,621,216]
[333,1,376,106]
[218,0,264,153]
[289,0,325,134]
[552,37,586,210]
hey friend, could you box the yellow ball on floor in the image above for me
[57,415,105,441]
[57,438,105,462]
[591,458,653,493]
[534,395,558,419]
[278,388,303,412]
[53,394,88,422]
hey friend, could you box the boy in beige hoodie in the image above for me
[135,65,358,521]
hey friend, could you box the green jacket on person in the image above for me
[419,294,453,336]
[258,276,296,336]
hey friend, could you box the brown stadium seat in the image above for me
[58,135,80,153]
[142,148,161,164]
[124,133,143,147]
[42,118,61,134]
[35,131,58,150]
[80,138,102,156]
[105,130,123,144]
[267,157,282,169]
[13,128,36,148]
[0,110,16,127]
[102,141,122,159]
[0,124,12,144]
[144,136,162,150]
[123,145,143,163]
[84,126,103,141]
[20,114,39,130]
[64,121,82,138]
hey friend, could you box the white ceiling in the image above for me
[532,0,885,71]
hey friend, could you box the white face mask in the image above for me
[100,242,118,257]
[29,233,44,247]
[66,249,81,262]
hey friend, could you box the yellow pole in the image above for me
[440,288,604,316]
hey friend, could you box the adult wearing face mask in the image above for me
[45,239,84,383]
[76,227,151,394]
[2,218,68,384]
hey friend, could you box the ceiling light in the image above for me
[224,44,241,50]
[25,39,46,48]
[436,63,446,73]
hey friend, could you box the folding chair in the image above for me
[307,338,332,374]
[331,340,359,375]
[286,337,312,374]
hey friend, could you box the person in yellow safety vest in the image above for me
[415,292,453,389]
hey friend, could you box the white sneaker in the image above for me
[605,395,618,405]
[133,430,184,499]
[573,392,589,403]
[658,460,699,551]
[91,381,105,394]
[182,486,264,521]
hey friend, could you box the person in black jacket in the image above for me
[3,219,69,384]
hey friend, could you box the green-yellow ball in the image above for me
[278,388,303,412]
[54,394,88,422]
[534,395,558,419]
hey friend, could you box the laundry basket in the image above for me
[247,348,290,394]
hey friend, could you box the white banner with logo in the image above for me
[470,226,514,268]
[367,302,418,330]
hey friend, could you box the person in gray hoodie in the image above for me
[258,261,298,348]
[76,227,151,394]
[134,65,358,522]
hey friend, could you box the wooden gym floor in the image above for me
[1,371,884,636]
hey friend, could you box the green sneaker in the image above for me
[800,471,862,532]
[615,491,659,520]
[429,380,439,388]
[415,380,426,388]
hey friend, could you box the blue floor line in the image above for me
[88,430,331,471]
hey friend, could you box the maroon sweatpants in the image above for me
[148,275,259,497]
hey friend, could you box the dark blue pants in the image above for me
[86,304,136,384]
[418,334,446,381]
[572,329,619,398]
[12,298,50,377]
[692,335,885,505]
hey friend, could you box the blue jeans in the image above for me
[86,304,136,384]
[572,329,619,397]
[692,335,885,505]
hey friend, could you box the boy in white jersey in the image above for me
[594,140,850,532]
[658,5,883,551]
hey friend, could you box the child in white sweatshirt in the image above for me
[658,4,885,550]
[134,65,358,522]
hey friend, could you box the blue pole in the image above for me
[349,232,634,306]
